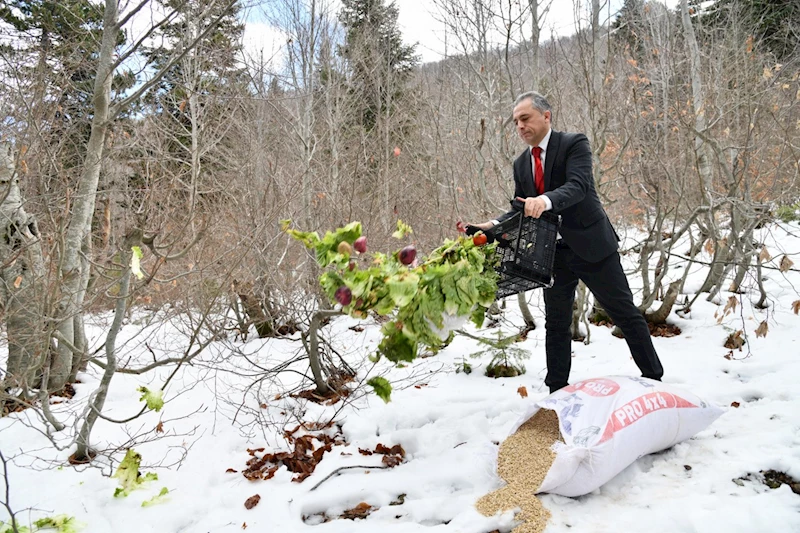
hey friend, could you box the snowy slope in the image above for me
[1,223,799,533]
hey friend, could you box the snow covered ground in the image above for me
[2,222,799,533]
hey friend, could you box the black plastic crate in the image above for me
[492,206,560,299]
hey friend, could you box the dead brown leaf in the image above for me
[724,330,745,350]
[226,468,238,473]
[755,320,769,338]
[241,426,345,483]
[723,295,738,316]
[759,246,772,262]
[340,502,373,520]
[241,523,247,530]
[155,421,164,433]
[244,494,261,510]
[13,276,22,289]
[704,238,714,255]
[517,386,528,398]
[792,300,800,315]
[780,255,795,273]
[382,454,402,467]
[375,443,405,457]
[731,401,740,408]
[648,322,682,337]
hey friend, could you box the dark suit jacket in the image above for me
[497,130,618,263]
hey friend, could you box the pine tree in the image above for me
[138,0,246,213]
[692,0,799,61]
[338,0,417,131]
[611,0,648,58]
[0,1,132,171]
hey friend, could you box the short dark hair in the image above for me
[514,91,552,120]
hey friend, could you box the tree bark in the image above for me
[0,144,46,390]
[74,244,133,461]
[51,0,119,391]
[517,292,536,330]
[680,0,714,201]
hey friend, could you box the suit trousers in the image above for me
[543,242,664,393]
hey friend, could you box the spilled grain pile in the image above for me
[476,408,561,533]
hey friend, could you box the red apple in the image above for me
[473,234,488,246]
[399,245,416,265]
[335,286,352,306]
[354,236,367,254]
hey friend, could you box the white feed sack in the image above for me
[510,376,724,498]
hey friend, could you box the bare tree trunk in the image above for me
[645,280,681,324]
[74,243,133,461]
[0,144,46,390]
[51,0,119,391]
[571,281,590,343]
[680,0,714,201]
[517,292,536,330]
[305,310,342,395]
[529,0,541,89]
[69,233,92,382]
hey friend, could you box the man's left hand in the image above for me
[516,196,548,218]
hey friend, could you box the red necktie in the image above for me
[532,146,544,195]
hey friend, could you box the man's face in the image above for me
[513,99,551,147]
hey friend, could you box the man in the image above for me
[470,91,664,393]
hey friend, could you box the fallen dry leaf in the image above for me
[244,494,261,510]
[13,276,22,288]
[341,502,373,520]
[792,300,800,314]
[723,295,738,316]
[780,255,794,273]
[731,401,741,408]
[755,320,769,338]
[724,330,745,350]
[241,523,247,530]
[517,386,528,398]
[226,468,238,473]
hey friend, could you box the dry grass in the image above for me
[476,408,561,533]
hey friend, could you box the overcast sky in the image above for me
[240,0,680,66]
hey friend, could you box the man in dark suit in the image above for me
[470,91,664,393]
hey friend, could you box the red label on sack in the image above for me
[597,392,698,444]
[564,378,620,397]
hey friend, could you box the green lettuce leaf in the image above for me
[141,487,170,507]
[113,449,158,498]
[367,377,392,403]
[32,515,81,533]
[130,246,144,280]
[137,387,164,412]
[386,272,419,307]
[391,219,413,239]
